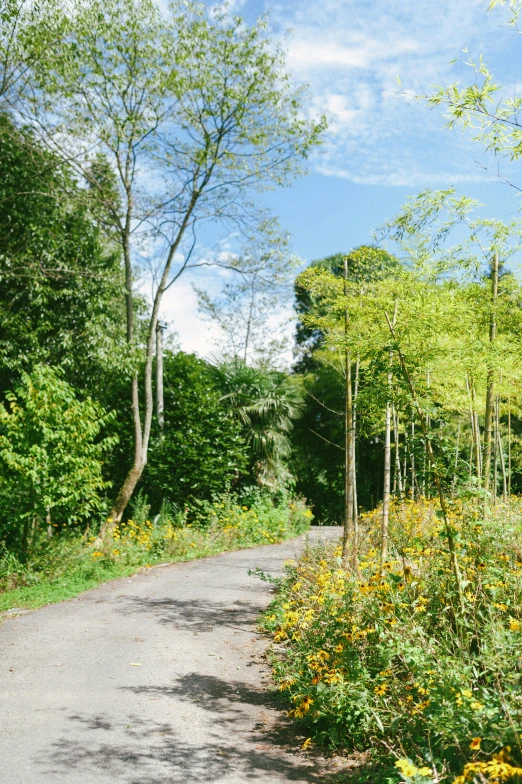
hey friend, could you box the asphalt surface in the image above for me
[0,527,341,784]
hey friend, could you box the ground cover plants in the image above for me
[261,498,522,783]
[0,493,311,613]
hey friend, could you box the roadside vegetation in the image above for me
[262,498,522,783]
[1,493,311,613]
[2,1,522,781]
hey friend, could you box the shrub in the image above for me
[0,365,116,553]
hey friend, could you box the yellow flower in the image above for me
[469,737,481,751]
[394,759,417,778]
[470,701,484,711]
[302,738,313,750]
[510,618,521,631]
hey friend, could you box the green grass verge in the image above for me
[1,496,311,614]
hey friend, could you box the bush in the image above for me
[261,498,522,783]
[0,365,116,553]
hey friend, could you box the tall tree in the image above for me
[27,0,325,529]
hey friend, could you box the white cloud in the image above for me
[269,0,508,187]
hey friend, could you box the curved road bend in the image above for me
[0,527,341,784]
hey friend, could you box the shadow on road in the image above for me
[40,673,353,783]
[114,595,262,633]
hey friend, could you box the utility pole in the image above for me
[156,320,166,437]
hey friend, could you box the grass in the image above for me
[0,494,312,614]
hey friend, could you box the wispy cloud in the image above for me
[268,0,510,186]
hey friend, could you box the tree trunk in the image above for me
[393,406,403,497]
[156,321,165,436]
[410,417,415,501]
[382,397,392,563]
[508,397,512,497]
[104,189,201,536]
[342,257,355,566]
[452,420,461,497]
[352,357,360,530]
[483,252,499,492]
[381,302,397,563]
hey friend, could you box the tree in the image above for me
[210,358,303,490]
[0,114,125,396]
[195,227,297,367]
[28,0,325,530]
[140,352,248,510]
[0,0,67,107]
[0,365,116,553]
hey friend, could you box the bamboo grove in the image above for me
[296,191,522,586]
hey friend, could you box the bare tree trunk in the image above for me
[342,257,355,566]
[381,302,397,563]
[156,321,165,437]
[493,396,499,505]
[103,190,201,536]
[466,378,476,482]
[452,420,461,497]
[498,424,508,503]
[352,357,360,530]
[393,406,403,497]
[410,417,415,501]
[382,397,392,563]
[483,252,499,492]
[508,397,512,497]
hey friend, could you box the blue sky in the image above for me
[163,0,522,355]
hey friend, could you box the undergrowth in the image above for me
[0,493,311,613]
[261,497,522,784]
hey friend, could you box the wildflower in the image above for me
[470,701,484,711]
[510,618,521,631]
[302,738,313,750]
[469,737,481,750]
[374,683,388,696]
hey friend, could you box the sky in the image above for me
[162,0,522,357]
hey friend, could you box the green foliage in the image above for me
[143,352,248,509]
[0,114,125,394]
[0,365,116,551]
[261,498,522,781]
[210,358,304,490]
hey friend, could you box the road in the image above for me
[0,528,341,784]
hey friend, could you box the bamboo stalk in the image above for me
[342,256,355,567]
[382,302,398,564]
[452,420,461,497]
[385,312,465,613]
[508,397,512,497]
[483,252,499,492]
[353,357,360,531]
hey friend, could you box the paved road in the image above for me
[0,528,341,784]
